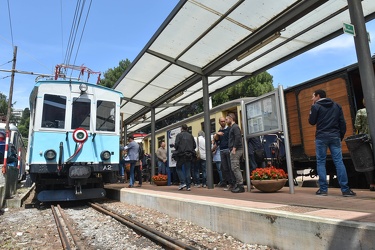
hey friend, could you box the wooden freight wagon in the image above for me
[284,59,375,188]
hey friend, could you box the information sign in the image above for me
[244,90,282,137]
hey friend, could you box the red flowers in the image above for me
[250,166,287,180]
[152,174,168,181]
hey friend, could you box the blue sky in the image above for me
[1,1,375,110]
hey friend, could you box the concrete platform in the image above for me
[105,182,375,250]
[2,183,34,208]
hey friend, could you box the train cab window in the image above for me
[71,98,91,130]
[96,100,115,132]
[42,94,67,128]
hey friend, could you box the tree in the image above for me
[212,71,274,106]
[99,59,132,88]
[17,108,30,138]
[0,93,8,118]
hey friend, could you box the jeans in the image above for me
[119,159,125,177]
[128,160,137,186]
[166,164,171,186]
[192,161,200,184]
[176,160,192,188]
[158,161,166,174]
[315,138,350,193]
[193,159,207,185]
[220,149,235,185]
[214,161,223,183]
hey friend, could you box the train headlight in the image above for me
[44,149,57,160]
[101,150,111,160]
[79,83,88,93]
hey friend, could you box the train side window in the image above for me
[72,98,91,130]
[200,118,216,133]
[42,94,67,128]
[96,100,115,132]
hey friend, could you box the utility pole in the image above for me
[2,46,17,174]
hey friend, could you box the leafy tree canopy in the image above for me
[18,108,30,138]
[99,59,131,88]
[0,92,8,117]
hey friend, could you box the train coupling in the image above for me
[75,184,82,195]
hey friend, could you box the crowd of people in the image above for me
[118,89,370,197]
[118,112,265,193]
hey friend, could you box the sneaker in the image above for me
[178,184,187,190]
[218,182,227,188]
[194,184,200,187]
[202,184,207,188]
[224,185,233,191]
[316,189,327,196]
[342,189,356,197]
[186,187,191,191]
[231,185,245,193]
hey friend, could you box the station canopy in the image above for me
[114,0,375,134]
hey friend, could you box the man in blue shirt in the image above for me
[309,89,356,197]
[123,135,139,188]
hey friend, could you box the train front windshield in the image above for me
[41,93,116,132]
[72,98,91,130]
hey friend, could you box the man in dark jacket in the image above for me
[174,124,196,191]
[214,117,236,190]
[308,89,356,197]
[227,112,245,193]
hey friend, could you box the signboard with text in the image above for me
[244,90,282,137]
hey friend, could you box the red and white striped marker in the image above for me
[17,148,21,170]
[2,130,10,174]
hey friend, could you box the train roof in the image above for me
[29,79,124,108]
[284,56,375,92]
[32,79,123,95]
[0,123,20,132]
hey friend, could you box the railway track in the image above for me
[88,202,198,250]
[51,201,198,250]
[51,204,86,250]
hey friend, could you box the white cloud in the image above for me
[307,35,355,54]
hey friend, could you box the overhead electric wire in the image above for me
[63,0,82,69]
[60,0,64,63]
[71,0,92,69]
[0,60,12,67]
[6,0,14,46]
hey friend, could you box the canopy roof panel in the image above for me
[114,0,375,133]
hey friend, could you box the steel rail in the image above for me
[51,205,71,250]
[57,204,85,250]
[89,202,198,250]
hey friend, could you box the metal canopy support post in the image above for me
[347,0,375,161]
[151,108,156,180]
[278,85,294,194]
[202,76,213,189]
[241,100,251,192]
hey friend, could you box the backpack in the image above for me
[138,145,144,160]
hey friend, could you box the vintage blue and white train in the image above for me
[27,79,123,202]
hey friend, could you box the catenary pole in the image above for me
[347,0,375,160]
[202,75,213,189]
[151,107,156,181]
[2,46,17,174]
